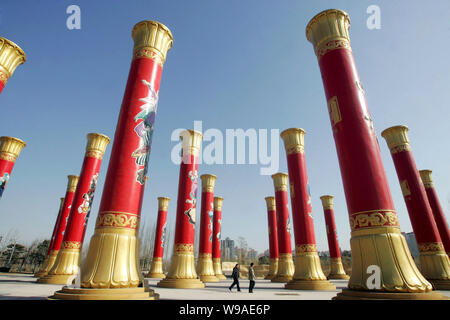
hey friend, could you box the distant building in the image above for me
[247,248,258,260]
[403,232,419,259]
[221,237,236,261]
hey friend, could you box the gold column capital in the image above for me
[132,20,173,67]
[0,37,26,84]
[271,172,289,192]
[419,170,434,188]
[67,175,79,193]
[265,196,276,211]
[381,125,411,154]
[180,129,203,157]
[280,128,306,155]
[306,9,351,59]
[0,136,26,162]
[86,133,110,159]
[320,195,334,210]
[157,197,170,211]
[214,196,223,211]
[200,174,217,192]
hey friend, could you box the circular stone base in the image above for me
[34,272,47,278]
[271,275,293,283]
[156,278,205,289]
[333,288,448,300]
[199,275,220,282]
[285,279,336,290]
[430,280,450,290]
[48,286,159,300]
[146,273,166,279]
[215,274,227,280]
[327,273,350,280]
[37,274,76,285]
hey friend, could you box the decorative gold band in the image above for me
[265,196,276,211]
[349,209,399,231]
[0,153,15,162]
[280,128,305,155]
[295,244,318,255]
[63,241,81,250]
[0,69,8,85]
[85,150,103,160]
[158,197,170,211]
[320,195,334,210]
[198,253,212,259]
[279,253,293,260]
[419,170,434,189]
[152,257,163,262]
[381,125,410,153]
[0,136,26,162]
[418,242,445,254]
[0,37,26,80]
[174,243,194,254]
[272,173,289,192]
[66,175,79,193]
[389,144,412,154]
[200,174,216,192]
[133,47,164,67]
[86,133,110,158]
[95,211,140,230]
[316,39,351,59]
[180,130,203,157]
[214,197,223,211]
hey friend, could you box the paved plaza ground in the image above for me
[1,273,450,300]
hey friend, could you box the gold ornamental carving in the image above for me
[381,125,410,153]
[265,196,276,211]
[174,243,194,253]
[320,195,334,210]
[200,174,216,192]
[214,196,223,211]
[418,242,445,254]
[180,130,203,157]
[306,9,351,60]
[272,172,289,192]
[0,37,26,83]
[131,20,173,67]
[67,175,79,193]
[0,70,7,85]
[350,209,399,231]
[157,197,170,211]
[295,244,318,254]
[86,133,110,159]
[0,136,26,162]
[280,128,305,155]
[328,96,342,126]
[96,211,139,230]
[400,180,411,197]
[63,241,81,250]
[419,170,434,189]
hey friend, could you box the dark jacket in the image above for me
[231,267,239,280]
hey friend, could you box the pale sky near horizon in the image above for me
[0,0,449,255]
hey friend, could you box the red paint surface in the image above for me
[425,187,450,253]
[267,209,279,259]
[199,191,214,254]
[323,208,341,258]
[274,190,292,255]
[52,190,75,251]
[153,209,168,258]
[212,208,222,259]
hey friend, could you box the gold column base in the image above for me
[334,288,447,300]
[146,257,166,279]
[285,249,335,290]
[39,247,80,285]
[213,258,227,280]
[48,286,159,300]
[156,244,205,288]
[80,229,142,288]
[197,254,219,282]
[35,251,59,279]
[328,257,350,280]
[265,258,278,279]
[285,279,336,290]
[419,251,450,281]
[271,254,294,283]
[348,227,432,292]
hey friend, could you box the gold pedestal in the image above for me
[285,249,335,290]
[265,258,278,279]
[197,254,219,282]
[334,288,447,300]
[348,227,433,293]
[38,247,80,285]
[35,251,59,279]
[419,250,450,290]
[271,254,294,283]
[213,258,227,280]
[146,257,166,279]
[48,286,159,300]
[157,244,205,288]
[328,257,350,280]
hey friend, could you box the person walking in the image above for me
[248,262,256,293]
[228,264,241,292]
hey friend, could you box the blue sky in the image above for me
[0,0,449,254]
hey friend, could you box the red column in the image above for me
[306,9,437,299]
[0,37,26,95]
[70,20,173,294]
[212,196,226,279]
[40,133,110,284]
[37,175,78,282]
[281,128,334,290]
[271,173,294,282]
[320,195,349,279]
[420,170,450,255]
[34,197,65,277]
[382,126,450,289]
[264,196,279,279]
[157,130,205,288]
[147,197,169,278]
[0,137,26,199]
[197,174,219,282]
